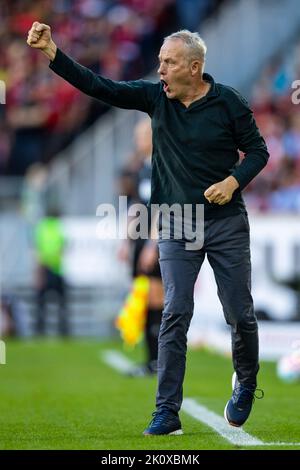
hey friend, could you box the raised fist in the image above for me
[27,22,52,50]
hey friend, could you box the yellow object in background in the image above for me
[116,275,150,347]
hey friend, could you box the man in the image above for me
[118,118,164,376]
[27,24,269,435]
[34,207,68,336]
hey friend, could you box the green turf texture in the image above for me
[0,338,299,450]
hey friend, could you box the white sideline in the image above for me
[182,398,263,446]
[182,398,300,447]
[101,349,135,373]
[101,350,300,447]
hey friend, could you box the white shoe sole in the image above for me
[143,428,183,436]
[224,401,230,424]
[168,429,183,435]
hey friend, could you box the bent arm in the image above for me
[231,113,270,190]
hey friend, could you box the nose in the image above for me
[158,63,165,75]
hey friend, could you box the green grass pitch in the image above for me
[0,338,299,450]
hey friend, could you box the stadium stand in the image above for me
[0,0,224,176]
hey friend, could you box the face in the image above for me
[158,39,194,100]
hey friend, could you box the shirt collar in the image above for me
[177,72,219,110]
[202,72,219,100]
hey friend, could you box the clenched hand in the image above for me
[204,175,239,205]
[27,22,57,61]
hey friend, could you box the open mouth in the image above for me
[161,80,170,93]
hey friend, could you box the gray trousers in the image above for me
[156,213,259,413]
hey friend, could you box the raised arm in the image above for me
[27,22,57,61]
[27,22,159,114]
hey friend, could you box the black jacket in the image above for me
[50,48,269,219]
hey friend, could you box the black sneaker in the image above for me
[143,408,183,435]
[224,372,264,427]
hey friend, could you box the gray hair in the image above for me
[164,30,207,64]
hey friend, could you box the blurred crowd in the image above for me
[0,0,174,175]
[0,0,299,212]
[245,36,300,212]
[0,0,222,176]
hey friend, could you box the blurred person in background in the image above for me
[34,206,68,336]
[21,162,48,233]
[118,118,163,377]
[0,123,11,175]
[0,295,16,337]
[0,293,27,337]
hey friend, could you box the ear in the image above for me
[190,60,202,76]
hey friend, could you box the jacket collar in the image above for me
[202,72,219,100]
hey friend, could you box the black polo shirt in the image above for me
[50,48,269,219]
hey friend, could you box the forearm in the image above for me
[231,147,269,190]
[49,48,114,99]
[49,48,153,112]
